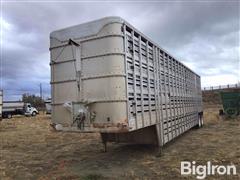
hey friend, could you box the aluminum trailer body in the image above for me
[0,90,2,120]
[50,17,203,147]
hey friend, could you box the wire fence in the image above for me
[202,83,240,91]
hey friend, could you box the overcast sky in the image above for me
[1,1,239,100]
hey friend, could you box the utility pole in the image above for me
[40,83,42,100]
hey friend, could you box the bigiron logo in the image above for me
[181,161,237,179]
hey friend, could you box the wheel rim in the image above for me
[198,116,201,127]
[225,108,238,118]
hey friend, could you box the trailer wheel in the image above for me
[198,118,201,127]
[198,115,203,128]
[201,117,204,126]
[219,109,224,116]
[225,108,238,118]
[32,111,37,116]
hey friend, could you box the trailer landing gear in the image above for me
[103,141,107,152]
[156,147,163,157]
[155,124,163,157]
[101,133,108,152]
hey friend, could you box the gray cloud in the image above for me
[2,1,239,100]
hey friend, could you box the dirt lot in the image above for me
[0,108,240,180]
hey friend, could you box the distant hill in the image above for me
[202,88,240,108]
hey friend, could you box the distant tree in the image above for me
[22,93,44,109]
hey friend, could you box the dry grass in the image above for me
[0,109,240,180]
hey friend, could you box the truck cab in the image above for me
[24,103,39,116]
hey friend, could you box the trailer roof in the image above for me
[50,16,200,77]
[50,16,123,42]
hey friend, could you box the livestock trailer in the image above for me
[50,17,203,150]
[0,90,2,120]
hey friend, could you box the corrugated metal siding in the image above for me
[124,25,202,144]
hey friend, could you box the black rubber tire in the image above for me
[225,108,238,118]
[219,109,224,116]
[32,111,37,116]
[7,114,12,119]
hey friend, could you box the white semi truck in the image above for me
[2,101,38,119]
